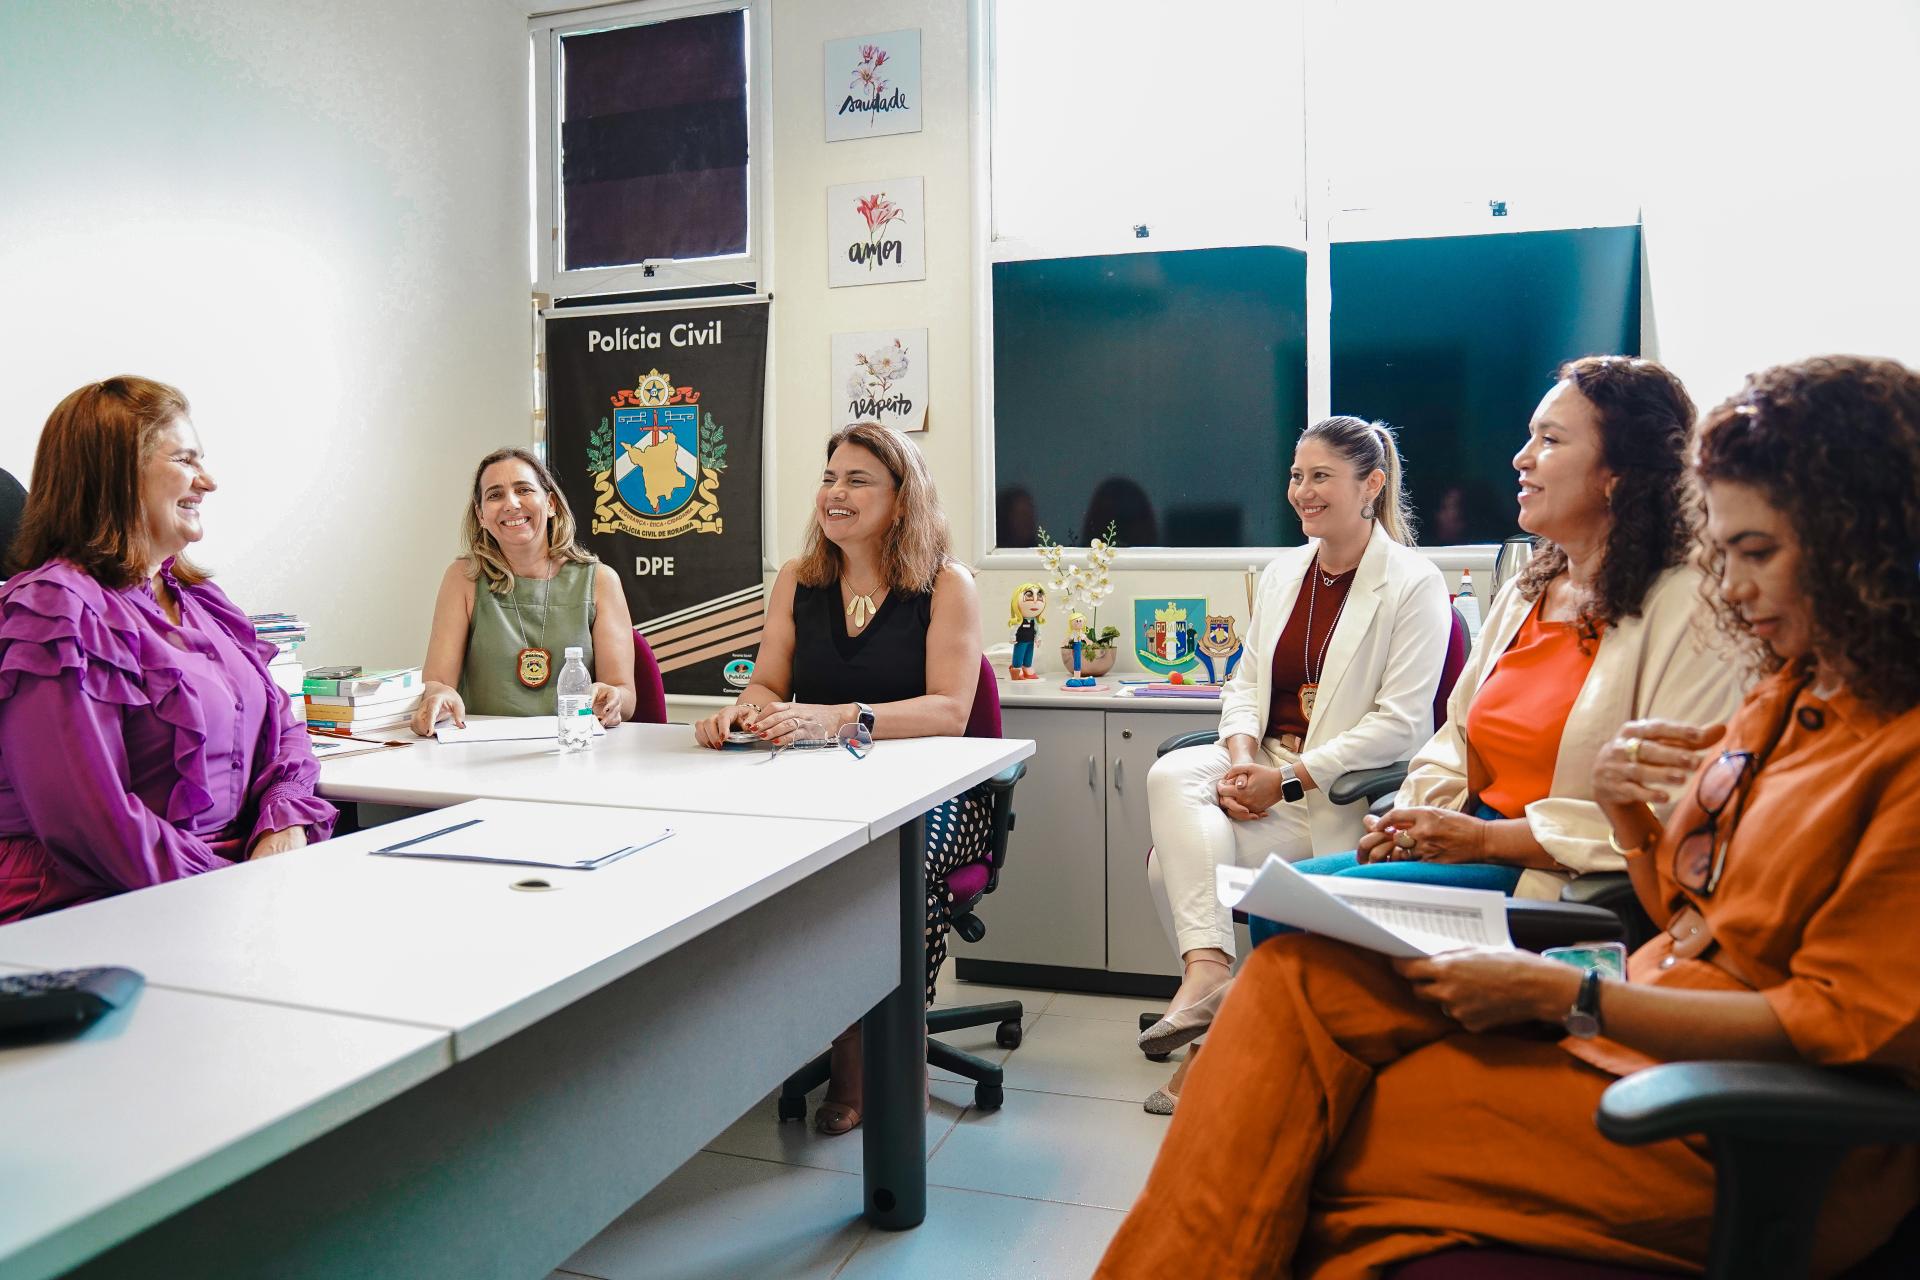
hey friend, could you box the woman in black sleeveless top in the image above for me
[695,423,985,1135]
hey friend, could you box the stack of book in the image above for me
[303,667,424,735]
[249,612,308,661]
[251,613,309,716]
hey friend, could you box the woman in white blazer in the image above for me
[1141,418,1450,1068]
[1245,358,1744,950]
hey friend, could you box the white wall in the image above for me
[0,0,531,668]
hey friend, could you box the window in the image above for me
[533,0,767,298]
[977,0,1643,563]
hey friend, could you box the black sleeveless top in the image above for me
[791,581,933,706]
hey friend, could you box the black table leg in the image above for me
[861,814,927,1229]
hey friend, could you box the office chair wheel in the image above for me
[776,1094,807,1123]
[995,1020,1022,1049]
[974,1082,1004,1111]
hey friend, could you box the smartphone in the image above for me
[721,729,761,750]
[1541,941,1628,980]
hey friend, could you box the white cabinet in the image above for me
[960,687,1216,991]
[967,708,1107,969]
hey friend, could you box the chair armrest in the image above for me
[1157,730,1220,758]
[981,761,1027,793]
[1327,763,1408,806]
[1560,871,1635,910]
[1599,1061,1920,1148]
[1503,899,1625,951]
[1601,1061,1920,1280]
[1561,871,1659,951]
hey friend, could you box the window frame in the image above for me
[531,0,771,301]
[970,0,1628,572]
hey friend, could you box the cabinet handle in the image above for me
[1122,729,1133,740]
[1088,755,1097,790]
[1114,759,1125,792]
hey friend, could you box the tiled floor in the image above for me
[549,968,1183,1280]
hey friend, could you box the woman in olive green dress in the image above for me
[413,447,637,733]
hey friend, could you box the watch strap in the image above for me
[1279,764,1305,804]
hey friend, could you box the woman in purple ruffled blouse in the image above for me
[0,376,335,924]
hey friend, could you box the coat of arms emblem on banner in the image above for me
[584,369,728,539]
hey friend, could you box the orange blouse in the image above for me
[1463,596,1598,818]
[1568,665,1920,1085]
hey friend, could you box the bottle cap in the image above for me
[564,646,584,659]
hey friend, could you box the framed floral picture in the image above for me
[826,178,926,288]
[824,30,922,142]
[831,328,929,432]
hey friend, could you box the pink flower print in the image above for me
[856,193,904,238]
[850,45,890,95]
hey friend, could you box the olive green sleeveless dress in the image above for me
[458,560,598,716]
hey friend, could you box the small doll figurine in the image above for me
[1007,582,1047,681]
[1064,610,1097,688]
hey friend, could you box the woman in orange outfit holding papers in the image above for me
[1095,356,1920,1279]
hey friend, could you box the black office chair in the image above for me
[1382,904,1920,1280]
[778,658,1029,1118]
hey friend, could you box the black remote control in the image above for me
[0,966,145,1034]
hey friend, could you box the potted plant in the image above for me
[1038,524,1121,677]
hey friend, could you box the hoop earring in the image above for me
[1360,499,1376,521]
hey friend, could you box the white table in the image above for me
[0,803,870,1059]
[316,722,1036,1242]
[0,802,903,1280]
[318,720,1028,837]
[0,981,447,1280]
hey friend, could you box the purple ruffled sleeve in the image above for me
[0,572,235,889]
[188,580,337,846]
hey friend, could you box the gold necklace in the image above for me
[845,578,883,630]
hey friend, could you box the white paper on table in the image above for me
[434,716,608,744]
[1217,857,1514,958]
[371,799,671,870]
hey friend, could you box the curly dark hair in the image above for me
[1514,356,1698,643]
[1693,356,1920,712]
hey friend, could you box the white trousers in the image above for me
[1146,741,1313,960]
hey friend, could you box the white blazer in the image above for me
[1400,563,1747,899]
[1216,523,1452,856]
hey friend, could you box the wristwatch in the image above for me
[1278,764,1305,804]
[1563,968,1606,1039]
[853,701,876,735]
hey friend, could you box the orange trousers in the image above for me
[1095,935,1718,1280]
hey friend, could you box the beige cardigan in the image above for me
[1217,524,1452,857]
[1399,563,1746,899]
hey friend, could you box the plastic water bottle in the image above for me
[556,647,594,752]
[1453,571,1481,640]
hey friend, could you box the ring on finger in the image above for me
[1394,829,1417,850]
[1625,736,1643,766]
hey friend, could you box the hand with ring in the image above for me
[1592,718,1726,810]
[1358,806,1489,865]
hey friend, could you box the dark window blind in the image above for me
[560,9,749,270]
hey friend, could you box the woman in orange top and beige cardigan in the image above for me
[1095,355,1920,1279]
[1277,357,1744,904]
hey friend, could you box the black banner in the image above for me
[544,301,768,697]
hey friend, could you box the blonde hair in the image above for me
[1299,416,1416,546]
[460,447,595,594]
[1007,581,1049,628]
[796,423,953,593]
